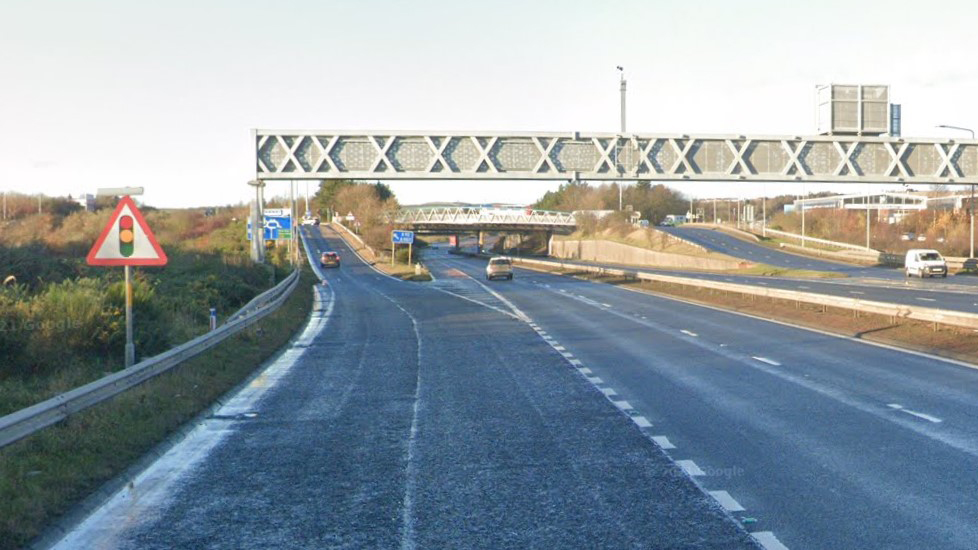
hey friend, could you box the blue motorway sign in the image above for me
[391,230,414,244]
[247,215,293,241]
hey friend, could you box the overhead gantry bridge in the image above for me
[254,130,978,184]
[250,128,978,261]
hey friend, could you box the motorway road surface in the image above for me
[661,226,978,287]
[539,225,978,315]
[49,226,755,550]
[539,257,978,316]
[421,244,978,549]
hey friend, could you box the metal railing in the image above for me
[511,257,978,331]
[392,207,576,227]
[0,269,301,449]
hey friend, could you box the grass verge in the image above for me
[0,266,317,550]
[327,225,432,281]
[732,264,847,278]
[522,264,978,365]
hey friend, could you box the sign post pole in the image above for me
[124,265,135,367]
[88,192,167,369]
[391,230,415,267]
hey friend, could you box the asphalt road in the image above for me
[425,247,978,549]
[534,225,978,315]
[50,227,755,550]
[661,226,978,287]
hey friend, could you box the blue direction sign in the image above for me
[392,230,414,244]
[247,215,293,241]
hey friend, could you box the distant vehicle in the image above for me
[486,257,513,281]
[901,232,915,241]
[905,249,947,278]
[301,216,320,226]
[320,251,340,268]
[661,214,686,226]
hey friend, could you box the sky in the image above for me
[2,0,978,208]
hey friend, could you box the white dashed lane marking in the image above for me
[887,403,943,423]
[916,297,937,302]
[752,356,781,366]
[579,367,593,375]
[587,376,604,384]
[569,359,583,366]
[614,400,634,411]
[709,490,746,512]
[651,436,675,449]
[631,416,652,428]
[680,329,698,337]
[752,531,790,550]
[676,460,705,476]
[601,387,617,397]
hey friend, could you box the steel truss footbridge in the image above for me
[254,130,978,184]
[391,206,576,234]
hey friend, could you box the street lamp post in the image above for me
[247,179,266,263]
[937,124,975,258]
[617,65,626,211]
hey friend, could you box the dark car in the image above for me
[320,251,340,268]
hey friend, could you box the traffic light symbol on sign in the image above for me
[119,215,134,257]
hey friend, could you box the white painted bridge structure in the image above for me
[392,206,576,233]
[254,130,978,185]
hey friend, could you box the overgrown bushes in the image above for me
[0,206,290,412]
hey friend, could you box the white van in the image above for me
[904,249,947,278]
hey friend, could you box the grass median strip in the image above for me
[0,268,317,550]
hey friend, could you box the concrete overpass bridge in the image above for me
[391,206,577,253]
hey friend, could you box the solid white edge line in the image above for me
[752,531,790,550]
[709,490,746,512]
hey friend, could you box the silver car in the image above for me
[486,257,513,281]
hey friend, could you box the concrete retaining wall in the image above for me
[551,239,751,271]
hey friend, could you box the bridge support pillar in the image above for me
[452,234,460,250]
[546,231,554,256]
[478,231,485,253]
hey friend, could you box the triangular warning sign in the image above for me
[86,196,168,266]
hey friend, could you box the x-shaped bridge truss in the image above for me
[255,130,978,185]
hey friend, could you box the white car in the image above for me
[486,257,513,281]
[905,249,947,278]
